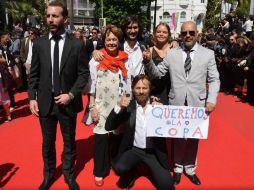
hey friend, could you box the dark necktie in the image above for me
[53,36,61,96]
[184,50,192,76]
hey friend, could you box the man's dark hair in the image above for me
[0,30,9,37]
[131,74,151,90]
[48,0,68,17]
[30,27,39,36]
[121,15,143,40]
[92,27,99,33]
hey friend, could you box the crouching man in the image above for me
[105,74,174,190]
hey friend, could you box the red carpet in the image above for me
[0,92,254,190]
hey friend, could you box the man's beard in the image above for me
[135,95,149,105]
[126,34,138,41]
[184,41,194,49]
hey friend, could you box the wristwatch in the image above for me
[68,92,74,100]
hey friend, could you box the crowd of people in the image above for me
[200,13,254,103]
[0,0,254,190]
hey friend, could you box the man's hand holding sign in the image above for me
[146,105,209,139]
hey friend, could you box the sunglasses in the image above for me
[92,32,97,34]
[181,31,196,37]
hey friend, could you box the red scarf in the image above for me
[97,48,128,79]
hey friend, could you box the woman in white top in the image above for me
[88,24,131,187]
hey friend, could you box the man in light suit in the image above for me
[28,1,89,190]
[143,21,220,185]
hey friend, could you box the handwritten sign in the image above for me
[146,105,210,139]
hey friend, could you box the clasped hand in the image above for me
[54,94,71,106]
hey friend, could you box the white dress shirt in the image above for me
[25,40,33,65]
[114,102,152,149]
[133,103,152,149]
[49,32,66,88]
[124,41,144,79]
[93,40,98,50]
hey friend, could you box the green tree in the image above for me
[204,0,222,29]
[91,0,153,30]
[204,0,243,30]
[235,0,250,18]
[5,0,46,30]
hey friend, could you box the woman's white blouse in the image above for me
[88,58,132,96]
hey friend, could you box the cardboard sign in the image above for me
[146,105,209,139]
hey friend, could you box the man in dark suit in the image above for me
[20,27,39,89]
[105,74,174,190]
[28,1,89,190]
[86,27,103,58]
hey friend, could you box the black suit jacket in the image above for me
[20,37,29,63]
[28,33,90,117]
[105,100,169,169]
[86,38,104,58]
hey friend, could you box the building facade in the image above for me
[250,0,254,15]
[151,0,208,36]
[72,0,95,25]
[46,0,95,26]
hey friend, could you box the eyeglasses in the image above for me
[181,31,196,37]
[29,32,34,35]
[92,32,97,34]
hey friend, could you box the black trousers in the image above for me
[173,138,199,168]
[93,133,121,177]
[93,134,111,177]
[39,102,77,179]
[7,89,15,107]
[113,147,174,190]
[246,70,254,103]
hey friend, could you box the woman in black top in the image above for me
[149,23,173,104]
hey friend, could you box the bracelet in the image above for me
[90,107,96,111]
[89,104,96,110]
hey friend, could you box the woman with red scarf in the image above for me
[88,25,131,186]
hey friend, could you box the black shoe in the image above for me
[173,172,181,185]
[38,177,54,190]
[117,175,136,189]
[185,174,201,185]
[125,179,135,190]
[65,178,80,190]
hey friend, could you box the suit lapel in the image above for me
[176,47,186,78]
[60,34,72,72]
[189,44,201,77]
[25,39,29,56]
[44,35,52,74]
[128,100,137,131]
